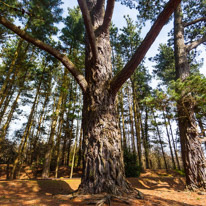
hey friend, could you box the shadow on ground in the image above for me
[0,177,204,206]
[128,176,185,191]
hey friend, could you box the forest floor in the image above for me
[0,167,205,206]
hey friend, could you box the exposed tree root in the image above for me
[55,189,143,205]
[185,184,206,192]
[75,194,133,205]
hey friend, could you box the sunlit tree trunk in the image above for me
[31,93,49,164]
[131,79,142,169]
[41,82,64,178]
[174,4,206,189]
[0,66,29,141]
[163,110,176,169]
[197,117,206,150]
[70,117,81,179]
[142,106,150,169]
[153,111,168,170]
[167,111,181,170]
[127,87,136,154]
[55,107,64,178]
[10,80,41,179]
[119,89,127,150]
[77,127,83,167]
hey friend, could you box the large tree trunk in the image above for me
[174,4,206,190]
[78,25,133,195]
[79,91,132,195]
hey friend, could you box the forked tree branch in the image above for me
[77,0,98,60]
[110,0,181,95]
[95,0,105,15]
[102,0,115,33]
[186,34,206,52]
[0,15,88,93]
[183,17,206,27]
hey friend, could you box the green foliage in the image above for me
[0,139,16,163]
[60,6,85,72]
[0,0,63,40]
[182,0,206,43]
[123,149,141,177]
[151,44,175,85]
[175,169,185,176]
[168,74,206,103]
[117,0,167,22]
[61,7,84,50]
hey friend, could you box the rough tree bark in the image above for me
[174,4,206,190]
[77,10,132,193]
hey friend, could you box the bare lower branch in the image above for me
[0,15,88,93]
[186,34,206,52]
[110,0,181,95]
[183,17,206,27]
[102,0,115,33]
[77,0,98,60]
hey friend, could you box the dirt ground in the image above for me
[0,169,205,206]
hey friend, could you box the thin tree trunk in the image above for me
[142,106,150,169]
[0,41,29,111]
[119,89,127,150]
[77,127,83,167]
[10,78,41,179]
[55,109,64,178]
[153,111,168,170]
[128,90,136,154]
[70,117,80,179]
[131,80,142,169]
[0,43,30,125]
[167,111,181,170]
[0,91,21,138]
[41,68,67,179]
[0,66,29,140]
[163,110,176,169]
[61,83,73,166]
[0,86,15,125]
[0,39,23,100]
[31,94,49,164]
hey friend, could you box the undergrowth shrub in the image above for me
[123,149,141,177]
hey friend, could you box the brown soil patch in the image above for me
[0,169,205,205]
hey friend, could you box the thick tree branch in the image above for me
[110,0,181,95]
[77,0,98,60]
[0,15,88,93]
[102,0,115,33]
[183,17,206,28]
[186,34,206,52]
[95,0,105,14]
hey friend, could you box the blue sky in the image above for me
[61,1,205,80]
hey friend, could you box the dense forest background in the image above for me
[0,0,206,182]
